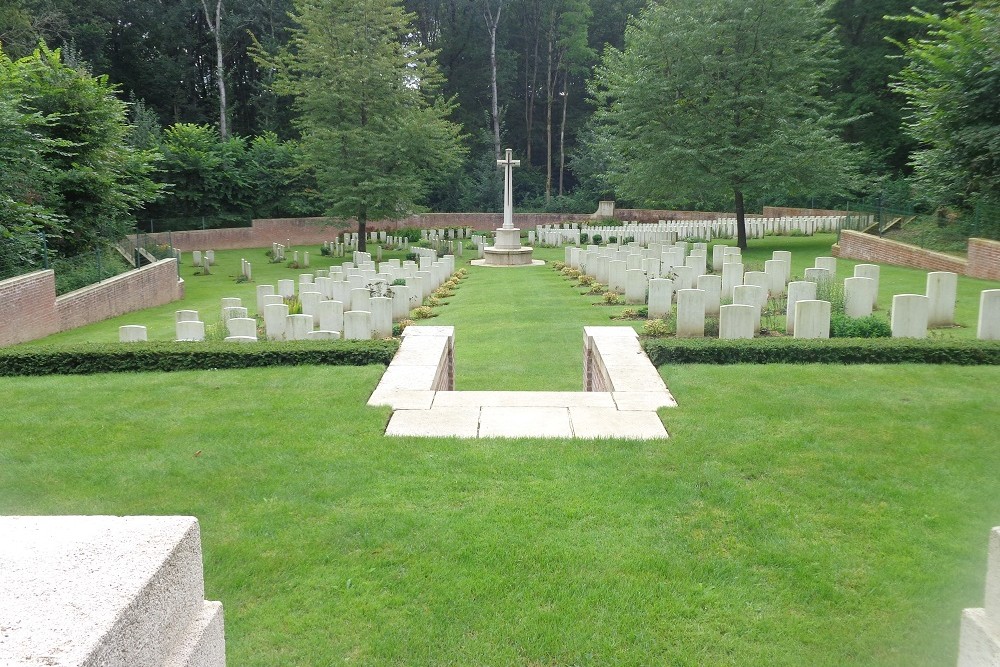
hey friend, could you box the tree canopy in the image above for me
[266,0,466,250]
[585,0,859,248]
[890,1,1000,207]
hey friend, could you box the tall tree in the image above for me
[200,0,229,138]
[890,1,1000,206]
[266,0,466,251]
[586,0,857,248]
[483,0,505,160]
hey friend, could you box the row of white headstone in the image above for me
[147,251,457,343]
[564,241,1000,340]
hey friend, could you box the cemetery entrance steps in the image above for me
[369,326,675,439]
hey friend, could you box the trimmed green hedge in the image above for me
[641,337,1000,366]
[0,340,399,377]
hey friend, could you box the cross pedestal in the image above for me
[481,148,537,266]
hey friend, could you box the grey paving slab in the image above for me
[432,391,616,409]
[612,391,678,411]
[385,407,480,438]
[569,407,668,440]
[367,389,436,410]
[478,407,573,438]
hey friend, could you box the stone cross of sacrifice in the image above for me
[498,148,520,230]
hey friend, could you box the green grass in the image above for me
[1,363,998,665]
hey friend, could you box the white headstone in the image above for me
[625,269,646,304]
[263,303,289,340]
[794,300,831,339]
[697,274,722,317]
[317,300,344,333]
[286,314,314,340]
[176,320,205,342]
[719,304,754,340]
[978,290,1000,341]
[344,310,373,340]
[277,279,295,298]
[608,260,628,294]
[676,288,706,338]
[854,264,880,308]
[119,325,147,343]
[891,294,929,338]
[370,297,393,338]
[647,278,674,319]
[255,285,275,315]
[786,281,818,335]
[926,271,958,327]
[844,277,876,318]
[226,317,257,339]
[175,310,199,323]
[721,262,743,301]
[733,284,764,333]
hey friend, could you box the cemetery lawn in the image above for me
[1,362,999,665]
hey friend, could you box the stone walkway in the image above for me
[369,326,675,439]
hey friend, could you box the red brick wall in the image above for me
[56,259,183,332]
[762,206,852,217]
[833,230,969,274]
[0,271,59,347]
[142,227,254,251]
[967,238,1000,280]
[613,209,730,222]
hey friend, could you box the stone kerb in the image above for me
[958,527,1000,666]
[368,326,455,410]
[0,515,225,667]
[582,327,675,410]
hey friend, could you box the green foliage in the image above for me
[0,340,399,377]
[0,44,160,257]
[602,291,624,305]
[890,3,1000,205]
[50,248,131,295]
[145,124,314,225]
[829,313,892,338]
[266,0,466,248]
[585,0,858,245]
[640,318,673,337]
[641,337,1000,366]
[411,305,435,319]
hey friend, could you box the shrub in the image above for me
[552,261,567,271]
[578,275,595,286]
[284,295,303,315]
[592,234,603,244]
[602,291,624,305]
[411,305,435,319]
[0,340,400,377]
[641,338,1000,366]
[608,235,618,244]
[641,318,673,337]
[829,313,892,338]
[587,283,606,294]
[561,267,581,279]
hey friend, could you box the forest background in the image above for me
[0,0,993,248]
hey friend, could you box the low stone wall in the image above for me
[56,259,184,332]
[834,230,969,274]
[0,271,60,347]
[968,238,1000,281]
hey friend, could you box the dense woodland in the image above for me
[0,0,997,262]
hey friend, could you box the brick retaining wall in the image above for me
[0,271,59,347]
[833,230,969,274]
[763,206,853,218]
[0,260,184,347]
[613,209,730,222]
[56,259,184,331]
[967,238,1000,280]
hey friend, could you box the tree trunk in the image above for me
[524,9,539,166]
[558,75,568,197]
[484,0,503,160]
[734,188,747,250]
[544,31,553,204]
[358,203,367,253]
[201,0,228,139]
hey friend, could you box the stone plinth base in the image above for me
[481,246,536,266]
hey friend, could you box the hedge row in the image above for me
[641,337,1000,366]
[0,340,400,377]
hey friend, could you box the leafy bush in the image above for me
[829,313,892,338]
[552,261,567,271]
[641,338,1000,366]
[592,234,603,244]
[411,305,435,319]
[578,275,595,286]
[587,283,606,294]
[0,340,400,377]
[602,291,624,305]
[641,318,673,337]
